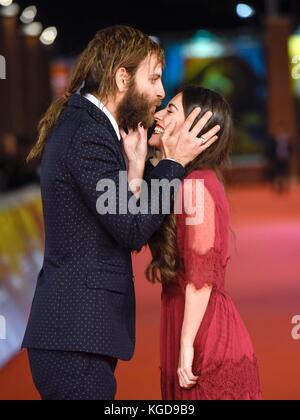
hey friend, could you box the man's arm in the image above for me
[67,123,185,251]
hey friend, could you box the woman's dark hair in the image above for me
[146,85,233,285]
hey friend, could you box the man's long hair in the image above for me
[27,25,164,162]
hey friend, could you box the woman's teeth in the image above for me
[154,127,164,134]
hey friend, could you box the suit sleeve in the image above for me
[67,123,185,251]
[143,158,155,184]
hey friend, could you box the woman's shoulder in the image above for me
[183,169,227,201]
[184,169,220,187]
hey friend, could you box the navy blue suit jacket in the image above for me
[22,94,185,361]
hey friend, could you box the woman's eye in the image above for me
[167,110,173,114]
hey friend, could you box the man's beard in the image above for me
[116,82,161,131]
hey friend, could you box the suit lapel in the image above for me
[68,94,127,168]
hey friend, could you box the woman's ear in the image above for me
[115,67,130,93]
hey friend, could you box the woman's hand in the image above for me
[160,108,220,167]
[120,123,148,164]
[177,343,199,389]
[120,124,148,198]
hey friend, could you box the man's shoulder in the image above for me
[67,108,116,147]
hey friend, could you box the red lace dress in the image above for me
[160,169,262,400]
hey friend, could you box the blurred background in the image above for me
[0,0,299,400]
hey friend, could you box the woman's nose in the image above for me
[154,111,164,123]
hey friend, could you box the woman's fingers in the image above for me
[181,377,197,389]
[183,371,198,385]
[182,107,202,134]
[137,123,147,138]
[178,368,198,389]
[190,111,213,138]
[197,135,219,153]
[119,128,127,139]
[120,125,147,141]
[186,369,199,382]
[178,374,184,388]
[178,373,190,389]
[198,124,221,143]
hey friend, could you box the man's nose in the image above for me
[157,81,165,100]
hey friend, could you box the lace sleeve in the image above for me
[181,178,219,290]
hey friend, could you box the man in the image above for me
[23,25,220,400]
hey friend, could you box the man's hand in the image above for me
[178,344,199,389]
[160,108,221,167]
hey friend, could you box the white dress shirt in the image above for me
[84,93,121,141]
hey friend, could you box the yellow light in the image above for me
[288,35,300,58]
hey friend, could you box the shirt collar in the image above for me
[84,93,121,141]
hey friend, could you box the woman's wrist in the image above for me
[128,159,145,175]
[127,160,145,198]
[180,337,195,349]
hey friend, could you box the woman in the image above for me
[146,86,262,400]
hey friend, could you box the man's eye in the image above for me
[167,110,173,114]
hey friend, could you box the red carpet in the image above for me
[1,183,299,400]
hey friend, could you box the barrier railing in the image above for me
[0,186,43,368]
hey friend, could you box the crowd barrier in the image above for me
[0,186,43,368]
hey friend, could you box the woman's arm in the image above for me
[127,160,146,198]
[181,283,212,347]
[178,283,212,389]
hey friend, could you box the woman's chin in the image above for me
[148,134,161,148]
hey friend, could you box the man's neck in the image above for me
[92,93,118,121]
[150,149,162,167]
[155,149,162,160]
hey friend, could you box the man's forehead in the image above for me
[148,54,163,74]
[138,54,163,75]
